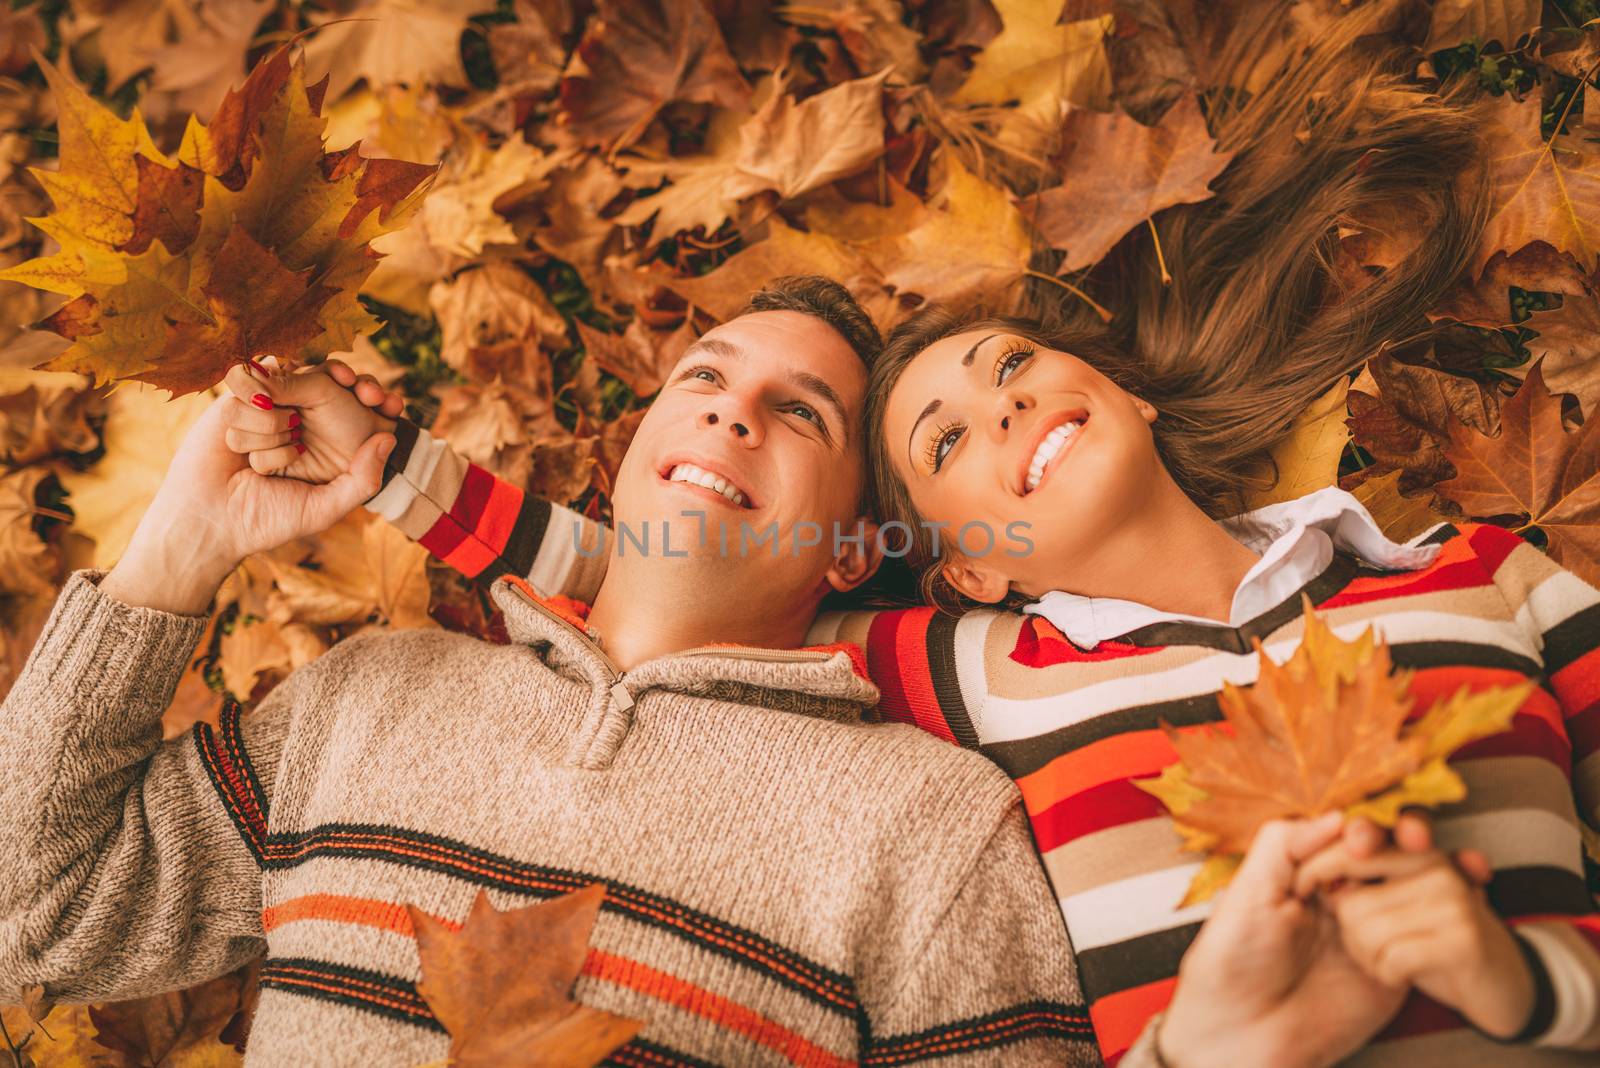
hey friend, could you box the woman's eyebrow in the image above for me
[908,398,941,469]
[962,333,1001,367]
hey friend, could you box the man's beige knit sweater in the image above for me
[0,567,1097,1066]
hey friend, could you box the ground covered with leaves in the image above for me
[1,0,1599,1063]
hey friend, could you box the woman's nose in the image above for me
[988,392,1032,442]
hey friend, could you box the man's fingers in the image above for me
[1342,816,1386,859]
[225,425,298,454]
[304,432,395,527]
[1455,848,1493,885]
[1394,811,1434,853]
[323,358,355,386]
[1294,844,1446,899]
[353,377,388,407]
[379,391,405,418]
[1229,813,1343,908]
[249,443,300,474]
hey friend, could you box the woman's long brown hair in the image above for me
[865,1,1492,611]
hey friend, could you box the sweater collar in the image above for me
[1023,486,1441,648]
[488,574,879,722]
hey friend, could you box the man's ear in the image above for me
[941,555,1010,604]
[825,516,885,593]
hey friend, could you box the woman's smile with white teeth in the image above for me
[667,462,749,507]
[1025,417,1087,493]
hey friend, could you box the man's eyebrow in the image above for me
[789,371,849,445]
[907,398,941,469]
[962,333,1000,367]
[679,337,742,361]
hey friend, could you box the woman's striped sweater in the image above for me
[368,417,1600,1066]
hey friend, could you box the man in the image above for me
[0,278,1100,1065]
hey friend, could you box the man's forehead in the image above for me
[693,310,862,379]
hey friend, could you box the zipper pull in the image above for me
[609,680,634,712]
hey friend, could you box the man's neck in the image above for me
[584,557,821,671]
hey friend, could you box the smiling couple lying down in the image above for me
[5,3,1598,1067]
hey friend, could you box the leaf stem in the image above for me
[1147,217,1172,286]
[1024,269,1114,323]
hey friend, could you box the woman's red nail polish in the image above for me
[295,442,307,454]
[247,358,270,378]
[288,411,301,429]
[251,394,274,411]
[290,426,302,442]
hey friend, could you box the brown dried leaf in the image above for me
[1028,94,1234,272]
[302,0,498,103]
[429,262,568,379]
[1346,353,1500,493]
[557,0,751,152]
[574,317,696,398]
[1437,362,1600,584]
[1423,0,1541,54]
[409,885,643,1068]
[723,69,890,202]
[87,966,246,1068]
[1479,95,1600,274]
[1349,469,1451,544]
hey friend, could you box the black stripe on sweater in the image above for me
[192,699,269,862]
[1077,923,1202,1001]
[255,822,859,1017]
[501,492,553,581]
[1543,602,1600,676]
[264,957,812,1067]
[861,1000,1095,1066]
[925,611,980,750]
[369,416,420,498]
[260,957,443,1033]
[982,638,1546,780]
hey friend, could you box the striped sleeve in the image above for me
[361,417,610,601]
[860,805,1099,1066]
[1470,523,1600,1051]
[807,606,988,748]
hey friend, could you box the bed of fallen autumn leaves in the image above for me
[1,0,1599,1063]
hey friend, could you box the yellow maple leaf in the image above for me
[1137,599,1532,906]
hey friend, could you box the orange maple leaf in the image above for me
[1436,361,1600,586]
[408,885,644,1068]
[1137,600,1531,905]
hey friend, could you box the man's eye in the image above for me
[787,404,820,425]
[691,368,718,383]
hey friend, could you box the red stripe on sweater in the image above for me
[264,893,853,1068]
[1030,779,1169,856]
[868,611,956,744]
[473,471,525,560]
[1092,977,1176,1063]
[1010,616,1165,668]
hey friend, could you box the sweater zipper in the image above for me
[504,580,635,709]
[503,581,830,708]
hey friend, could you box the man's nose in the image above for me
[987,391,1032,443]
[698,395,763,446]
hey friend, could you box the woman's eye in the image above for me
[933,426,962,471]
[996,348,1033,384]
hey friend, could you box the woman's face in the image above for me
[883,329,1162,601]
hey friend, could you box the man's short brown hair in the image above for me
[741,275,882,367]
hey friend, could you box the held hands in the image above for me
[218,356,404,482]
[1157,814,1408,1068]
[1295,815,1534,1040]
[99,360,399,615]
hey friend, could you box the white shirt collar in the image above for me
[1022,487,1442,648]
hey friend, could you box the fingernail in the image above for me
[247,358,270,378]
[290,427,302,442]
[295,442,306,454]
[251,393,274,411]
[288,412,301,429]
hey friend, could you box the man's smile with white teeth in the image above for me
[1024,416,1088,494]
[665,462,752,507]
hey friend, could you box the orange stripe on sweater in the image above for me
[264,894,854,1068]
[1015,730,1178,814]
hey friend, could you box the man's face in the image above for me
[611,310,872,596]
